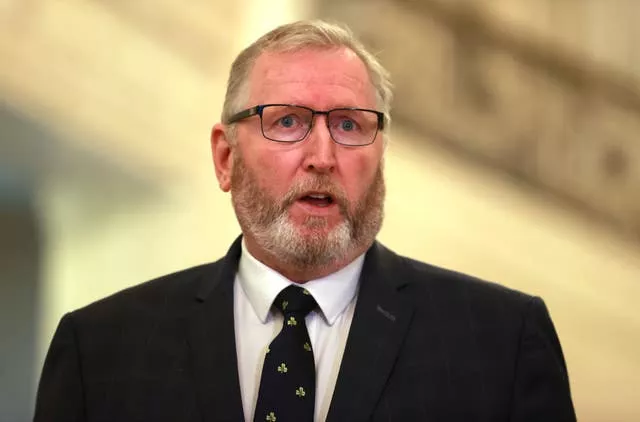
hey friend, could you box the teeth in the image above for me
[308,194,328,199]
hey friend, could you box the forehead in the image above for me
[247,47,377,109]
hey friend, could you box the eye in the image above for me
[340,119,356,131]
[279,115,296,128]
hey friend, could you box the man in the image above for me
[34,20,576,422]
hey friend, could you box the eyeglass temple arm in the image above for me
[226,106,262,124]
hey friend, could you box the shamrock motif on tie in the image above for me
[254,285,318,422]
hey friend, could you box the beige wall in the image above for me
[485,0,640,76]
[2,1,637,421]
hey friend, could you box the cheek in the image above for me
[338,153,381,201]
[253,148,304,192]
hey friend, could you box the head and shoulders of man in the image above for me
[71,20,531,319]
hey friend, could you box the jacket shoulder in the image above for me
[69,259,225,321]
[375,243,535,308]
[410,255,530,299]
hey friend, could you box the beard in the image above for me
[230,151,385,273]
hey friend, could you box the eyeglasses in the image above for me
[225,104,385,146]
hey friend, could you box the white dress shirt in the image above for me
[234,241,364,422]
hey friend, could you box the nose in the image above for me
[302,115,337,174]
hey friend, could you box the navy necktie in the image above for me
[253,285,318,422]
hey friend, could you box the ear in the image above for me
[211,123,233,192]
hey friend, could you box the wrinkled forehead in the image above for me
[246,47,378,109]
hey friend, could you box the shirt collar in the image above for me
[237,239,364,325]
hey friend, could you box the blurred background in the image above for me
[1,0,639,420]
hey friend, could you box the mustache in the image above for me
[280,176,349,215]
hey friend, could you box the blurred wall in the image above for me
[0,1,639,422]
[0,187,39,422]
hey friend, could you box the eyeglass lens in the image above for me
[260,105,379,145]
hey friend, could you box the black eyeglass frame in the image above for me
[225,104,386,146]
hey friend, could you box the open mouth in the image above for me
[298,192,335,208]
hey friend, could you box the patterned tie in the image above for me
[254,285,318,422]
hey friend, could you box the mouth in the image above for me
[297,192,335,208]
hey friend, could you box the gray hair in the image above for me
[221,20,393,139]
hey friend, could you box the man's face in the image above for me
[225,47,385,272]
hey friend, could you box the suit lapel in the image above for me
[185,238,245,422]
[326,242,415,422]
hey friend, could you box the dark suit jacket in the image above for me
[34,237,576,421]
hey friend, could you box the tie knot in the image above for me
[274,285,317,316]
